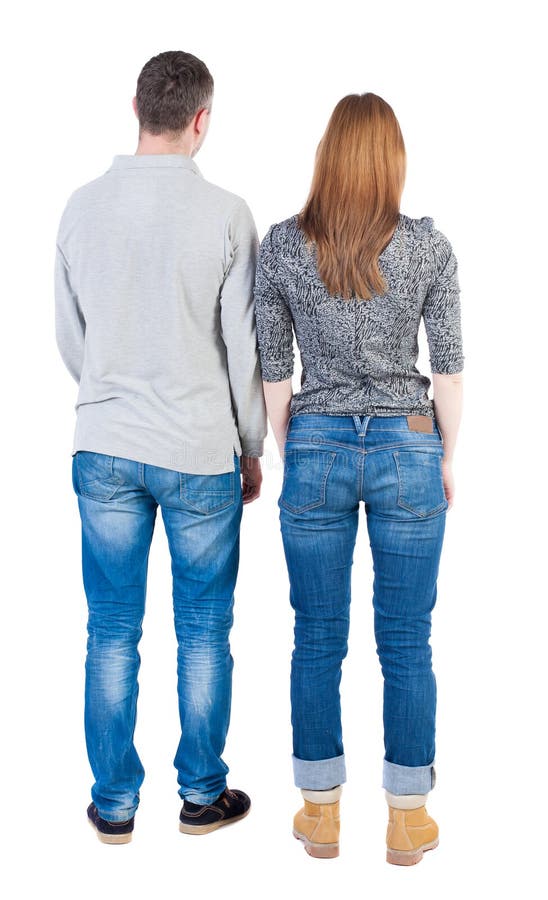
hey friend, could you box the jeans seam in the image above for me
[357,437,365,500]
[285,437,367,453]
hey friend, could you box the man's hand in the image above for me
[241,456,262,504]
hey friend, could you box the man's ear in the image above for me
[195,107,209,134]
[132,96,138,119]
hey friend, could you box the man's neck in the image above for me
[135,134,194,157]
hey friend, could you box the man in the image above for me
[55,50,266,844]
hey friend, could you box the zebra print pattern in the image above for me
[253,212,464,418]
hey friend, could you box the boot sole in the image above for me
[179,808,250,835]
[386,838,439,866]
[87,817,133,844]
[293,828,339,859]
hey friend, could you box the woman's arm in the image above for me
[263,378,293,458]
[422,225,465,510]
[432,372,463,462]
[252,224,295,459]
[432,371,463,509]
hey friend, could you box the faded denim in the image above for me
[72,450,243,820]
[279,414,446,796]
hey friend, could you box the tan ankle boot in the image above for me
[293,786,341,858]
[385,791,439,865]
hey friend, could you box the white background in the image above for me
[1,1,546,896]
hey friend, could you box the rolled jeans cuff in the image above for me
[179,787,226,805]
[382,759,436,795]
[292,754,346,790]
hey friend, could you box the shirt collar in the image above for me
[109,154,202,177]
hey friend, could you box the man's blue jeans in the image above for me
[72,450,243,821]
[279,414,448,796]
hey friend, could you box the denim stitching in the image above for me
[279,449,336,514]
[76,452,121,501]
[357,435,365,501]
[393,451,447,517]
[285,437,368,453]
[285,437,442,455]
[179,473,234,513]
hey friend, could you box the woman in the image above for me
[253,93,464,864]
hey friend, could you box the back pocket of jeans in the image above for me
[179,471,235,514]
[75,451,122,501]
[393,450,447,517]
[279,448,336,514]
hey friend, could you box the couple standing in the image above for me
[55,50,464,864]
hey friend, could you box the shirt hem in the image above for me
[71,441,239,475]
[289,405,435,419]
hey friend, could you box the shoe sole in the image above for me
[293,828,339,859]
[386,838,439,866]
[179,808,250,835]
[87,817,132,844]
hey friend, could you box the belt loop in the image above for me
[360,415,371,436]
[352,415,362,434]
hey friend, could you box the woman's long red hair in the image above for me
[297,93,406,300]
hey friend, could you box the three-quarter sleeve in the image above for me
[422,226,464,374]
[253,223,295,382]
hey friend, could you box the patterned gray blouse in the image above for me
[253,212,464,418]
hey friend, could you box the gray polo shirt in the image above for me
[55,153,267,474]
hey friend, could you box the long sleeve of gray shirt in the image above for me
[55,153,267,474]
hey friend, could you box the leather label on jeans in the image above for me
[406,415,433,433]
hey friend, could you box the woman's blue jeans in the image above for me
[279,414,448,796]
[72,450,243,821]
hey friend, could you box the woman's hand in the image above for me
[441,458,454,510]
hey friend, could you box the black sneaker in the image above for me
[87,802,134,844]
[179,788,251,834]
